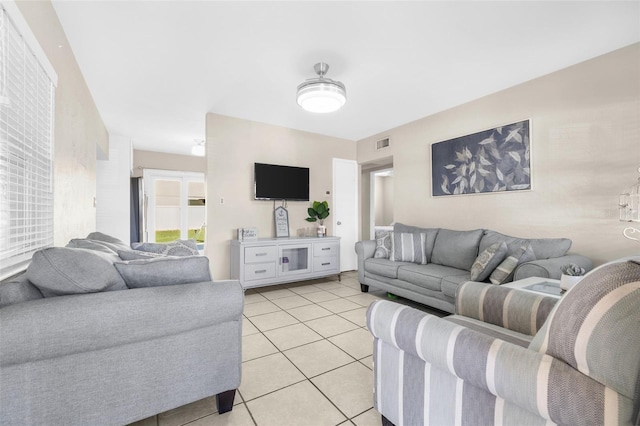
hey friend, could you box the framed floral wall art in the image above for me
[431,119,531,196]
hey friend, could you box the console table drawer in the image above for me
[245,246,277,263]
[313,256,338,273]
[314,243,338,257]
[244,263,276,281]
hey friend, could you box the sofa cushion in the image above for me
[83,232,130,252]
[430,228,484,271]
[26,247,127,297]
[393,223,439,262]
[530,260,640,400]
[131,239,199,256]
[86,231,128,246]
[0,274,44,307]
[479,230,571,260]
[66,238,118,254]
[374,230,393,259]
[114,256,212,288]
[444,315,533,348]
[489,243,535,284]
[117,249,167,261]
[470,242,508,281]
[364,258,413,279]
[390,232,427,264]
[441,274,472,298]
[397,264,468,292]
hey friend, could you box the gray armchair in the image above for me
[367,259,640,425]
[0,279,243,426]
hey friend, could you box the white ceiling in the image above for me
[51,1,640,157]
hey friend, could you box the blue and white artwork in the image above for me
[431,120,531,196]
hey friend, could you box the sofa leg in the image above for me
[381,415,395,426]
[216,389,236,414]
[360,283,369,293]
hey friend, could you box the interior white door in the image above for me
[332,158,358,271]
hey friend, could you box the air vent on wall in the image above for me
[376,137,390,150]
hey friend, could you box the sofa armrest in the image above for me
[454,281,557,336]
[0,280,244,366]
[514,254,593,281]
[355,240,376,284]
[367,300,634,425]
[456,281,558,336]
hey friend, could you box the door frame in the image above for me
[369,167,394,239]
[142,169,205,243]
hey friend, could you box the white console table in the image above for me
[230,236,341,289]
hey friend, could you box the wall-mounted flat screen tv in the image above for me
[254,163,310,201]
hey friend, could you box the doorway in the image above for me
[369,168,394,239]
[142,169,206,248]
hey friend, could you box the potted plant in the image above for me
[560,263,586,291]
[306,201,330,237]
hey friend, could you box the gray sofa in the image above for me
[356,223,593,313]
[0,233,243,426]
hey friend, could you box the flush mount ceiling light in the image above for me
[296,62,346,113]
[191,140,205,157]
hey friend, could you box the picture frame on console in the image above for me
[431,119,531,197]
[274,206,290,238]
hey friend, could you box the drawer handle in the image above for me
[255,269,267,274]
[255,253,267,256]
[321,247,330,251]
[321,262,330,266]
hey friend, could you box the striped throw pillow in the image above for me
[530,260,640,399]
[390,232,427,264]
[489,243,535,284]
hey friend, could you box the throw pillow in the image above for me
[131,239,199,256]
[26,247,127,297]
[114,256,212,288]
[66,238,119,255]
[374,231,393,259]
[469,242,508,281]
[529,260,640,400]
[117,249,167,261]
[85,232,130,251]
[393,223,439,263]
[489,243,535,285]
[390,232,427,264]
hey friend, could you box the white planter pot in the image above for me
[560,274,583,291]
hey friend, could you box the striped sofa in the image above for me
[366,259,640,425]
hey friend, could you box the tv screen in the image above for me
[254,163,310,201]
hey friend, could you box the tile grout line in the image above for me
[241,275,374,425]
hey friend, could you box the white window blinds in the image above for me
[0,4,56,280]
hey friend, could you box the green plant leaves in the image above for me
[306,201,330,222]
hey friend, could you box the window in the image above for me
[0,3,57,280]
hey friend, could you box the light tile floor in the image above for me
[129,271,445,426]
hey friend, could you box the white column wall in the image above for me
[96,135,132,243]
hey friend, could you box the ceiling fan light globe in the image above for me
[296,83,346,113]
